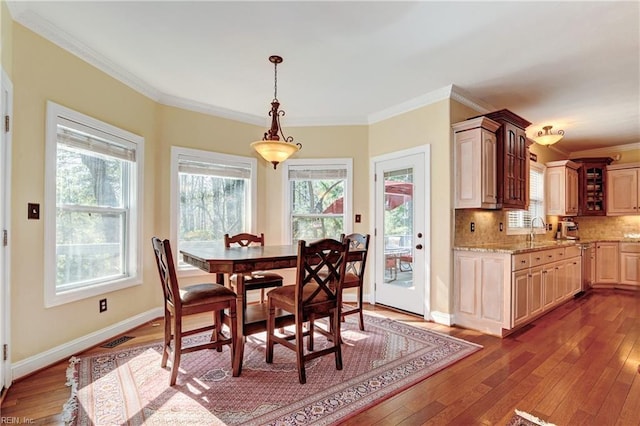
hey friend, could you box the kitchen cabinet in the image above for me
[453,117,502,209]
[620,243,640,288]
[607,163,640,215]
[484,109,532,210]
[573,157,613,216]
[454,251,511,335]
[454,244,581,337]
[545,160,580,216]
[595,242,619,284]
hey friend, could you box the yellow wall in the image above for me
[369,100,453,315]
[11,23,162,360]
[1,0,12,76]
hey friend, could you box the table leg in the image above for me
[233,273,246,375]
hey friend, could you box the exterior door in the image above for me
[373,147,429,316]
[1,69,12,392]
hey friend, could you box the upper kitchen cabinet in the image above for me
[453,117,502,209]
[545,160,580,216]
[573,157,613,216]
[607,163,640,215]
[484,109,532,210]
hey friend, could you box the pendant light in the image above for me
[251,55,302,169]
[533,125,565,146]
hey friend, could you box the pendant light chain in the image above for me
[273,59,278,101]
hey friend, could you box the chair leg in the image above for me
[357,288,365,331]
[260,288,265,303]
[265,301,275,364]
[307,317,314,351]
[169,315,182,386]
[296,320,306,384]
[214,310,223,352]
[227,302,240,377]
[161,313,171,368]
[333,309,343,371]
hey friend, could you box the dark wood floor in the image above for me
[2,289,639,425]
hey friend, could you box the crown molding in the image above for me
[159,94,267,127]
[568,142,640,159]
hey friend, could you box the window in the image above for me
[507,162,546,234]
[170,147,257,271]
[283,159,353,244]
[44,101,144,307]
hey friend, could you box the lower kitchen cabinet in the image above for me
[454,244,581,337]
[620,243,640,288]
[595,242,620,285]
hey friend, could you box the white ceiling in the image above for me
[7,1,640,154]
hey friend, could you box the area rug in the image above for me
[63,313,482,425]
[506,410,557,426]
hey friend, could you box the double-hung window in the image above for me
[507,161,546,234]
[171,147,257,271]
[283,159,353,244]
[44,102,144,307]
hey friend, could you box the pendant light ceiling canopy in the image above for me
[251,55,302,169]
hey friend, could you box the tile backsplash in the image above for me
[454,210,640,245]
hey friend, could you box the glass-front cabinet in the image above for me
[574,157,613,216]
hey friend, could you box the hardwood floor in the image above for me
[2,289,639,425]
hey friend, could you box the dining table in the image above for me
[180,243,364,374]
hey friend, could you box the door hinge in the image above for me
[2,230,6,246]
[3,344,7,361]
[4,115,9,133]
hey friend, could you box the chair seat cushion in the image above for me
[180,283,236,304]
[268,282,331,305]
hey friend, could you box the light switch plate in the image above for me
[28,203,40,220]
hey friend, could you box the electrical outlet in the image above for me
[470,222,475,232]
[99,298,107,313]
[499,222,504,232]
[355,214,361,223]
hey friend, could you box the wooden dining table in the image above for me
[180,243,364,374]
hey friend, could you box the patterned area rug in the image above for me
[64,313,482,425]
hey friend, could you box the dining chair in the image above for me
[224,233,284,303]
[340,233,370,331]
[265,238,349,384]
[151,237,240,385]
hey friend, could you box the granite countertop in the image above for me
[454,238,640,254]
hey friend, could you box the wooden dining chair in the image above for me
[224,233,284,303]
[151,237,240,385]
[265,238,349,384]
[340,233,370,331]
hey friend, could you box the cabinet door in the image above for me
[512,269,529,326]
[607,169,638,215]
[480,129,498,206]
[529,267,543,317]
[554,262,567,302]
[542,266,556,310]
[546,167,565,215]
[620,252,640,286]
[501,124,529,209]
[567,168,579,214]
[567,258,581,295]
[595,243,620,284]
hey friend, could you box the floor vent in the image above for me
[101,335,135,348]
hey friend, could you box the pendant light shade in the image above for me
[251,55,301,169]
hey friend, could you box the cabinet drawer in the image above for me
[620,243,640,253]
[512,253,531,271]
[530,251,547,267]
[565,245,581,258]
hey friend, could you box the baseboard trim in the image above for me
[11,307,163,381]
[430,310,454,326]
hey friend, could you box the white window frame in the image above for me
[44,101,144,307]
[170,147,257,276]
[507,161,546,235]
[282,158,353,244]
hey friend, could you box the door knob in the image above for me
[415,244,423,250]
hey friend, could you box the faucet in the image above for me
[530,216,546,242]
